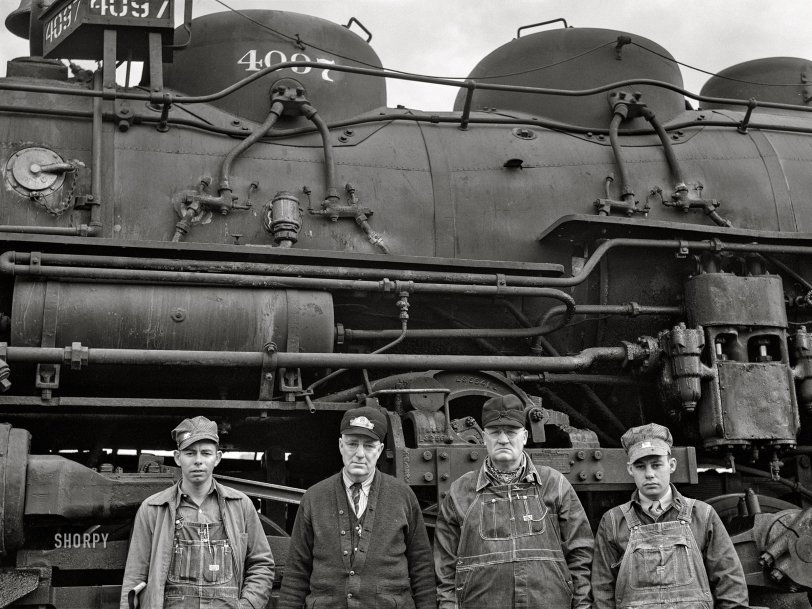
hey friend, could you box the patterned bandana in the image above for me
[484,453,526,485]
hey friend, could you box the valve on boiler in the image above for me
[263,191,303,247]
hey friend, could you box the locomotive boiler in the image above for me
[0,1,811,607]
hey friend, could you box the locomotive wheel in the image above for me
[705,493,799,518]
[706,494,811,609]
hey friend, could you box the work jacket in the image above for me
[592,485,749,609]
[119,480,274,609]
[434,454,593,609]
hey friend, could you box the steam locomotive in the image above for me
[0,1,811,607]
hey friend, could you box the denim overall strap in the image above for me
[619,501,641,530]
[677,497,694,523]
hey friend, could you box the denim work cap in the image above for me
[172,415,220,450]
[481,394,525,429]
[340,406,388,442]
[621,422,672,463]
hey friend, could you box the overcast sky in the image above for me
[1,0,810,110]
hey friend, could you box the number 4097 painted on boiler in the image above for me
[237,49,337,82]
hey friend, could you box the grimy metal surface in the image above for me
[1,3,812,607]
[163,10,386,125]
[453,26,686,129]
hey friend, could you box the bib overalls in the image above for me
[615,498,712,609]
[163,501,239,609]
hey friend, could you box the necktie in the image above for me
[350,483,362,515]
[649,501,662,517]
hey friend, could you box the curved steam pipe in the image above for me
[219,101,284,194]
[172,103,284,242]
[302,104,339,203]
[303,319,410,409]
[608,112,635,204]
[644,109,685,186]
[343,291,576,342]
[529,303,682,353]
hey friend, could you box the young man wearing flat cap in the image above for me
[120,416,274,609]
[278,405,436,609]
[434,394,594,609]
[592,422,749,609]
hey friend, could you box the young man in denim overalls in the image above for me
[120,416,274,609]
[592,423,749,609]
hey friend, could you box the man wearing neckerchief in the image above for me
[434,394,594,609]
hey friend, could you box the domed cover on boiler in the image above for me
[163,10,386,124]
[700,57,812,114]
[453,27,685,129]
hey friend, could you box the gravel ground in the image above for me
[750,591,812,609]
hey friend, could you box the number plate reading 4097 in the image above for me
[43,0,174,59]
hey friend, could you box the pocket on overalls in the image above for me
[167,540,191,583]
[167,539,235,585]
[630,539,694,589]
[203,540,234,584]
[514,490,548,537]
[478,495,512,540]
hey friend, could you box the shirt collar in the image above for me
[632,484,678,512]
[342,468,375,494]
[174,480,217,507]
[476,452,541,491]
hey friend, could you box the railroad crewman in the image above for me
[434,394,594,609]
[592,422,749,609]
[277,405,436,609]
[120,415,274,609]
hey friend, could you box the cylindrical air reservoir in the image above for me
[453,27,685,128]
[10,280,334,354]
[163,10,386,124]
[700,57,812,114]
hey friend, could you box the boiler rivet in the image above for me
[170,308,186,322]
